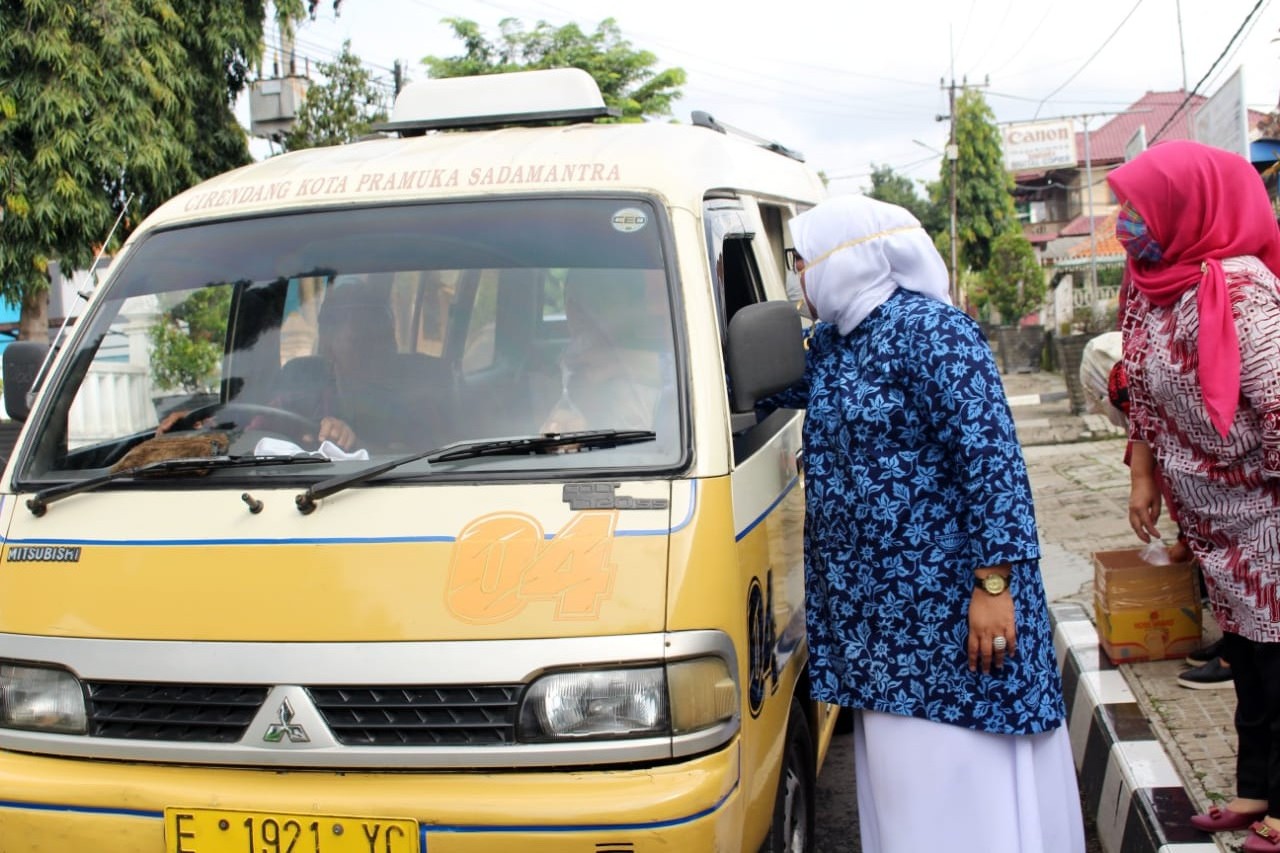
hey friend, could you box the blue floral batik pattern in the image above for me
[770,289,1066,735]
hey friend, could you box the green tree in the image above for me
[982,232,1046,324]
[284,40,388,150]
[929,89,1020,275]
[0,1,335,343]
[422,18,686,121]
[866,164,945,236]
[149,288,233,392]
[1,2,195,341]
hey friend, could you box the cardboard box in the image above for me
[1093,548,1202,664]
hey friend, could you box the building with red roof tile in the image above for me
[1010,90,1273,332]
[1013,89,1270,260]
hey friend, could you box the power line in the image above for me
[1149,0,1269,143]
[984,5,1051,78]
[826,153,942,183]
[988,89,1135,107]
[1194,0,1272,102]
[1033,0,1144,119]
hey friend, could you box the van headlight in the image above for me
[518,657,737,741]
[0,663,87,733]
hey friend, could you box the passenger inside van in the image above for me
[540,268,675,439]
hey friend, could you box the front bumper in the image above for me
[0,743,743,852]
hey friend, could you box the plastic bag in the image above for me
[1138,538,1172,565]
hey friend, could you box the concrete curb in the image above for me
[1051,602,1220,853]
[1007,390,1071,408]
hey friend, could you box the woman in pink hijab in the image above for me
[1108,140,1280,852]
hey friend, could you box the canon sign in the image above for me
[1002,118,1078,173]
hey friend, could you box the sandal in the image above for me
[1243,821,1280,853]
[1190,805,1266,832]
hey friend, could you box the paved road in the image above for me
[813,722,856,850]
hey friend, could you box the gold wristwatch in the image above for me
[975,574,1009,595]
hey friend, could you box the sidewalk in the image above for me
[1004,368,1234,853]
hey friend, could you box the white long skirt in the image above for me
[853,709,1086,853]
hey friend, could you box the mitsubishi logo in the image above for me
[262,698,310,743]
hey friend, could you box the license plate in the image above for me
[165,807,418,853]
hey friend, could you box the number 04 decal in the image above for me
[446,511,619,623]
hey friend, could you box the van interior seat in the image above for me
[381,351,458,450]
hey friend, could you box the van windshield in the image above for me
[18,198,683,483]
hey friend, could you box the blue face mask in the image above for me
[1115,201,1164,263]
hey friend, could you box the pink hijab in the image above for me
[1106,140,1280,437]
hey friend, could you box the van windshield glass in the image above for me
[18,199,682,482]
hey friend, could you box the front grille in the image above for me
[308,685,521,746]
[85,681,269,742]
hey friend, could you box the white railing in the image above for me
[67,364,155,449]
[1072,283,1121,309]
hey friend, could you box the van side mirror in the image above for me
[725,301,805,431]
[3,341,49,422]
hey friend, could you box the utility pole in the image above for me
[1023,108,1147,318]
[1082,115,1098,308]
[1175,0,1193,137]
[939,72,988,312]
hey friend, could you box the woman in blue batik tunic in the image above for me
[774,195,1084,853]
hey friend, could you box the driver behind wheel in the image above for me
[155,283,398,452]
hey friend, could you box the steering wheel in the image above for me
[168,402,318,443]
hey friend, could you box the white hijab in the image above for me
[790,194,951,334]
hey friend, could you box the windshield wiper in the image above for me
[294,429,656,514]
[27,454,331,516]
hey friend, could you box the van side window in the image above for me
[704,202,764,336]
[758,203,787,282]
[704,199,800,461]
[759,201,809,307]
[720,237,765,325]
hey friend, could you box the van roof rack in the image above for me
[375,68,619,135]
[690,111,805,162]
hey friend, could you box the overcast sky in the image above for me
[246,0,1280,194]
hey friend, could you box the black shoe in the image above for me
[1186,637,1225,665]
[1177,657,1233,690]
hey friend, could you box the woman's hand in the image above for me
[967,576,1016,674]
[1128,442,1164,542]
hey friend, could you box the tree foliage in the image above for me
[866,164,945,237]
[421,18,687,121]
[283,40,388,150]
[2,2,246,340]
[148,287,232,392]
[929,89,1020,275]
[0,1,330,342]
[982,232,1046,324]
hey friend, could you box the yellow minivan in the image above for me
[0,68,836,852]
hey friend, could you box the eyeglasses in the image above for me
[784,247,805,272]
